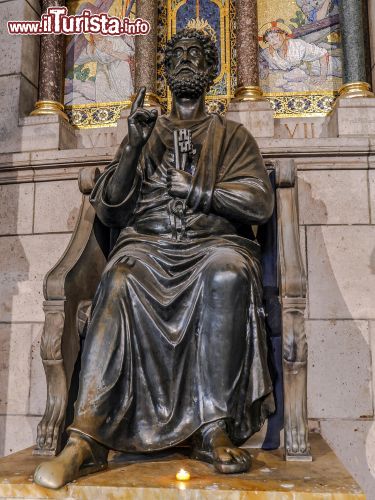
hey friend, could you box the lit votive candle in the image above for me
[176,468,190,481]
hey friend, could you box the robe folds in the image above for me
[69,113,275,452]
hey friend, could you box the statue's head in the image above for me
[164,25,219,98]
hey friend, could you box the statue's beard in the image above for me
[167,68,211,98]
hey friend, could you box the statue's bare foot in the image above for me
[34,433,107,489]
[191,420,251,474]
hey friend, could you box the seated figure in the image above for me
[34,25,275,489]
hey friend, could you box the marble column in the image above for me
[338,0,374,98]
[367,0,375,92]
[233,0,264,101]
[31,0,67,119]
[134,0,160,106]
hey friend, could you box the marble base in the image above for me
[0,434,364,499]
[18,115,77,152]
[227,100,275,138]
[76,126,119,150]
[327,97,375,137]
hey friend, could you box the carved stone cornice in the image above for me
[1,138,375,185]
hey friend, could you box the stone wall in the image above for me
[295,150,375,496]
[0,175,79,455]
[0,0,39,155]
[0,147,115,455]
[1,124,374,497]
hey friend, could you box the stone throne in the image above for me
[34,158,311,463]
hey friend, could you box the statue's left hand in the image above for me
[167,169,192,198]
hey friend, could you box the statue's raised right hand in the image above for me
[128,87,158,150]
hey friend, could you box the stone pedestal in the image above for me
[116,108,131,145]
[18,116,77,152]
[327,98,375,137]
[76,127,119,150]
[74,113,130,150]
[227,101,275,138]
[0,434,364,499]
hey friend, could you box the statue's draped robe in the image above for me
[69,114,275,452]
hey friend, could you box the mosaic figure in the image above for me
[65,0,135,106]
[67,35,135,104]
[259,23,341,92]
[294,0,341,51]
[296,0,339,23]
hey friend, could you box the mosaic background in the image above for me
[64,0,343,127]
[158,0,235,115]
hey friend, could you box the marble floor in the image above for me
[0,433,365,499]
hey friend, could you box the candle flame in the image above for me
[176,468,191,481]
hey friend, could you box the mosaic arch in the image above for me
[64,0,343,128]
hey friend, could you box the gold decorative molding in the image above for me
[232,86,267,102]
[265,91,337,118]
[65,94,160,129]
[30,100,68,120]
[338,81,374,99]
[65,101,131,129]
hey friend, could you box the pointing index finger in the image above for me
[131,86,146,113]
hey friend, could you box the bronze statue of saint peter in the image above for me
[34,26,275,489]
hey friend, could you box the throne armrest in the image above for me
[35,166,108,455]
[275,159,311,462]
[42,166,107,371]
[275,160,307,300]
[44,166,103,301]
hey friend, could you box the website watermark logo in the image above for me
[7,7,150,36]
